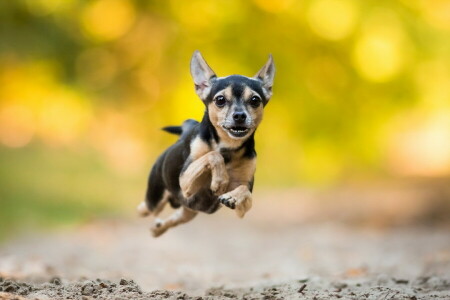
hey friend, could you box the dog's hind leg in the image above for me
[150,207,197,237]
[137,201,151,217]
[137,190,169,217]
[138,161,168,217]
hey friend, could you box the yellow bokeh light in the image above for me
[90,111,145,174]
[1,0,449,189]
[302,140,342,184]
[136,69,161,101]
[38,92,92,146]
[414,60,450,108]
[352,12,407,82]
[307,0,358,40]
[81,0,136,41]
[0,61,95,147]
[252,0,295,13]
[170,79,204,123]
[169,0,216,30]
[0,105,35,148]
[388,112,450,177]
[353,34,402,82]
[169,0,242,38]
[421,0,450,31]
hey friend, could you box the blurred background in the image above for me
[1,0,450,240]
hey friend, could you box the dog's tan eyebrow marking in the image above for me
[243,86,256,100]
[213,86,233,100]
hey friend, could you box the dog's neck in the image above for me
[199,111,253,151]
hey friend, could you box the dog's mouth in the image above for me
[222,125,251,138]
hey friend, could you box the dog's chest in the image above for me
[220,148,256,185]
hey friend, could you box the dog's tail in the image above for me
[161,119,199,138]
[162,126,182,135]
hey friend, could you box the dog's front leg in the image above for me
[218,185,252,218]
[179,151,229,198]
[218,157,256,218]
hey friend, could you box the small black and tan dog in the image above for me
[137,51,275,237]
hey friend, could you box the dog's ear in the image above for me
[190,51,216,100]
[254,54,275,98]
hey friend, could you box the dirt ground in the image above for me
[0,187,449,299]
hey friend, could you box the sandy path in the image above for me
[0,201,449,299]
[2,183,450,299]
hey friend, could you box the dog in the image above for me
[137,51,275,237]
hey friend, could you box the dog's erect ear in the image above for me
[190,51,216,100]
[254,54,275,98]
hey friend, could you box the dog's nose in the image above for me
[232,111,247,123]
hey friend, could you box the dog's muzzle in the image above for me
[222,111,253,138]
[222,122,252,138]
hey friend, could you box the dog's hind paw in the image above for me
[137,201,151,217]
[150,219,167,237]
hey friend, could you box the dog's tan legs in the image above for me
[137,191,169,217]
[151,207,198,237]
[179,151,229,199]
[219,185,252,218]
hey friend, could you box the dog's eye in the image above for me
[214,96,226,108]
[249,96,261,107]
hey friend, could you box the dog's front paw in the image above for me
[219,194,236,209]
[235,197,252,218]
[150,219,167,237]
[219,193,252,218]
[211,173,229,196]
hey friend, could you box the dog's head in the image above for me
[190,51,275,140]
